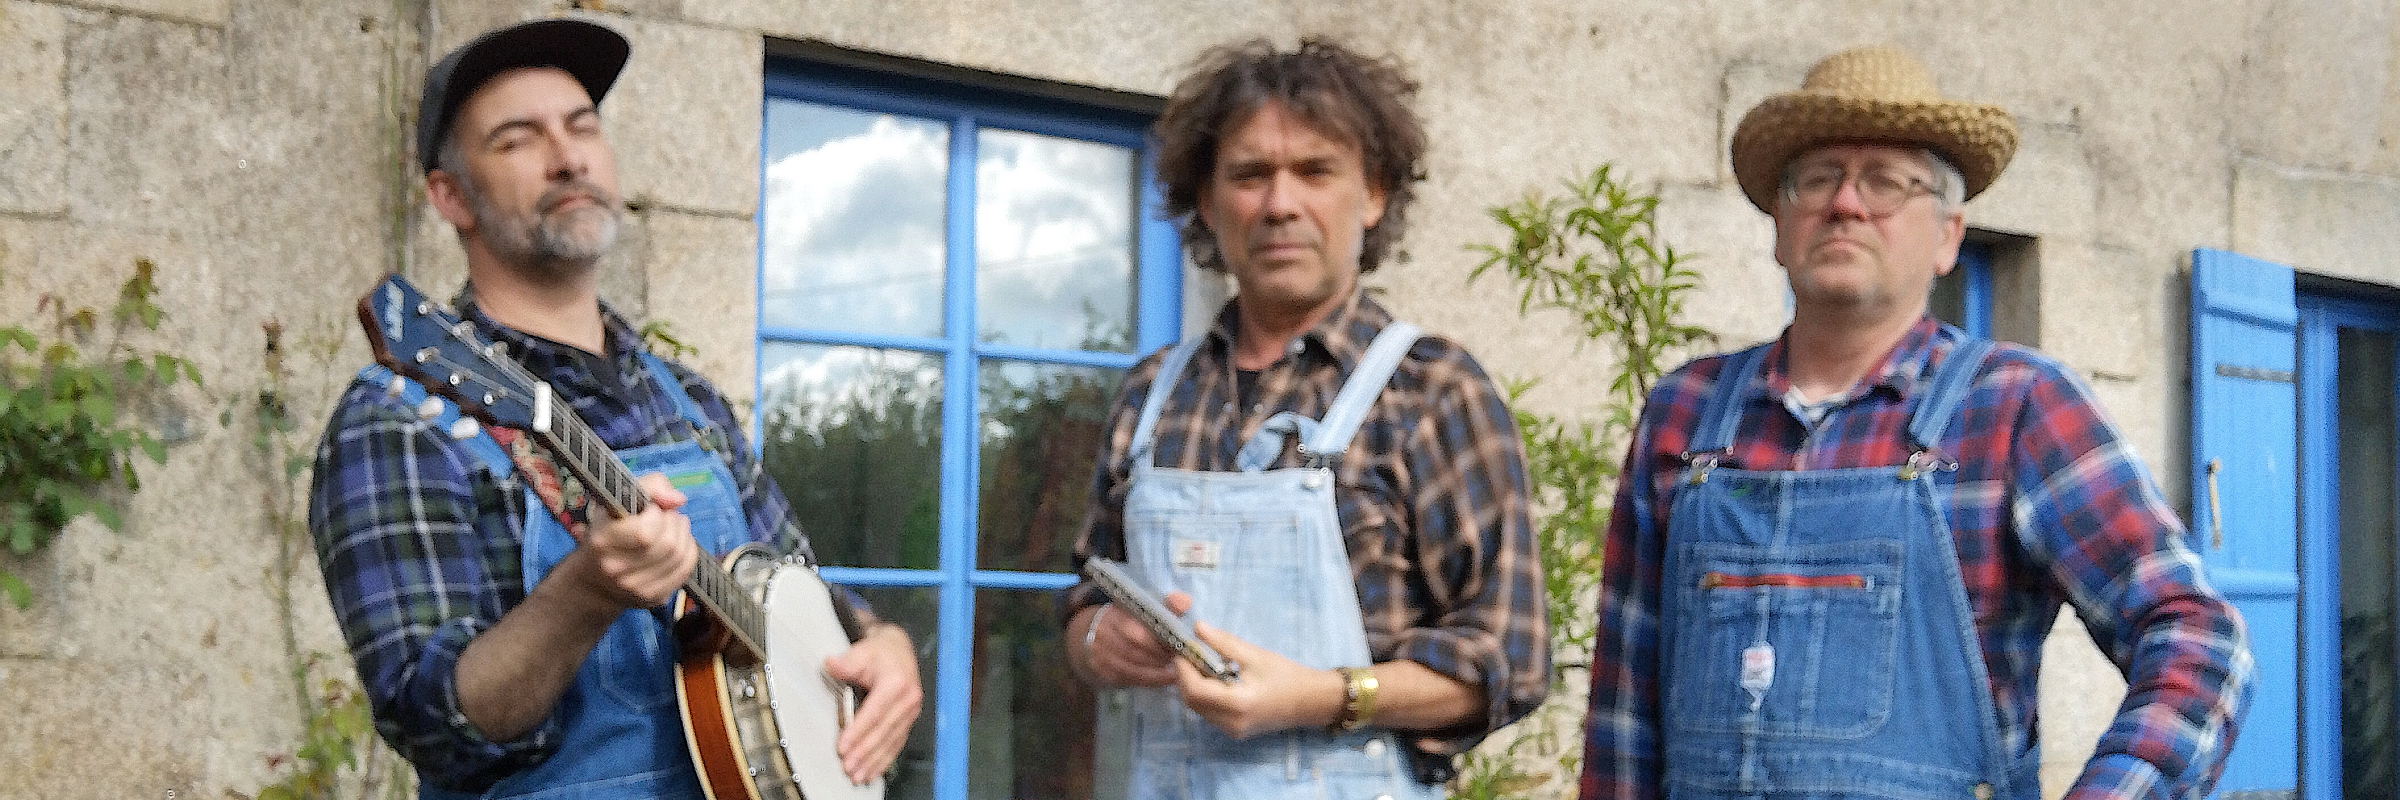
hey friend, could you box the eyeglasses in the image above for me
[1780,164,1939,216]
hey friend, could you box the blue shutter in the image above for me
[2189,248,2299,798]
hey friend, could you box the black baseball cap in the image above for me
[416,18,630,175]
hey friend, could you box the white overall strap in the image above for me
[1128,337,1206,469]
[1300,321,1422,461]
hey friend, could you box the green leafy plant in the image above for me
[1453,165,1713,799]
[0,257,200,608]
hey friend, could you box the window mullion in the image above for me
[1136,150,1184,353]
[931,113,979,800]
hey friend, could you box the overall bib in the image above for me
[1119,323,1440,800]
[371,353,751,800]
[1658,339,2034,800]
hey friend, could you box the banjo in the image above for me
[356,274,883,800]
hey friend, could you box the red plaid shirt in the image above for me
[1580,319,2250,800]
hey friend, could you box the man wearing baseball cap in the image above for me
[310,18,921,798]
[1578,47,2251,800]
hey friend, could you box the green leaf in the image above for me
[139,433,166,464]
[0,571,28,610]
[5,516,32,554]
[90,497,123,531]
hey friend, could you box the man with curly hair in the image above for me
[1062,37,1548,800]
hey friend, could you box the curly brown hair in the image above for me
[1153,37,1427,273]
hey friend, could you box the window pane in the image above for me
[846,585,941,800]
[1929,267,1967,330]
[763,99,949,338]
[2339,327,2399,800]
[969,588,1110,800]
[759,342,943,570]
[976,128,1138,352]
[977,361,1123,573]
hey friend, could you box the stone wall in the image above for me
[2,0,2391,796]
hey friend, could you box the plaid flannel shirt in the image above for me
[307,293,810,792]
[1579,318,2251,800]
[1067,291,1550,754]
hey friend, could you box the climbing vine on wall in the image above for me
[0,256,200,608]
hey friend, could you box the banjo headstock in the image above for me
[355,274,545,432]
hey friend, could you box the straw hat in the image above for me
[1730,46,2018,213]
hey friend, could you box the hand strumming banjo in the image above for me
[356,274,883,800]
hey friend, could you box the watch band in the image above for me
[1332,666,1379,732]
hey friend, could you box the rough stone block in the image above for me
[639,210,757,402]
[2038,243,2155,383]
[0,1,68,215]
[2037,613,2125,800]
[1655,181,1787,350]
[53,0,228,26]
[1974,123,2098,244]
[0,660,209,799]
[2233,159,2400,287]
[62,10,236,235]
[604,17,763,217]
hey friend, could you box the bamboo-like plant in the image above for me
[1453,165,1713,799]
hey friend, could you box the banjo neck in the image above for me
[527,381,768,662]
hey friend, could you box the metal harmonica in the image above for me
[1083,557,1241,682]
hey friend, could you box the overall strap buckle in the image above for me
[1681,449,1728,485]
[1896,448,1957,481]
[1296,444,1333,470]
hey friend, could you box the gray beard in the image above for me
[466,182,623,282]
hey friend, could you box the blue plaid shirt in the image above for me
[307,293,806,792]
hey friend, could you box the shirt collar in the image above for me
[1202,287,1392,372]
[452,286,647,363]
[1754,315,1950,405]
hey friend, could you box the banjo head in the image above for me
[760,562,887,800]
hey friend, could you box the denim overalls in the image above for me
[1119,323,1440,800]
[371,353,751,800]
[1659,338,2037,800]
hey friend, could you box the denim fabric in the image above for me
[406,353,745,800]
[1659,341,2038,800]
[1120,325,1440,800]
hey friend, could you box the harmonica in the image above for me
[1083,557,1240,682]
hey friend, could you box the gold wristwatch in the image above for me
[1331,666,1379,732]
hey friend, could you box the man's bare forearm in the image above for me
[1364,659,1484,731]
[453,556,625,742]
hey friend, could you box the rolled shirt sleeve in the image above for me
[308,378,559,792]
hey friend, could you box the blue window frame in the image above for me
[754,59,1180,800]
[2299,289,2400,800]
[1930,240,1994,337]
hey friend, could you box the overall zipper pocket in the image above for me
[1698,571,1870,591]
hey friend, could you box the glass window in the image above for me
[1929,240,1993,337]
[758,59,1179,800]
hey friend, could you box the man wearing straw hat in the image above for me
[1578,47,2250,800]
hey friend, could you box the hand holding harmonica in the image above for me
[1081,557,1241,683]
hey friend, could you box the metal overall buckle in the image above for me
[1896,449,1957,481]
[1681,449,1728,485]
[1296,444,1334,471]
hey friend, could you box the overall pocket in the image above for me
[1666,539,1902,740]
